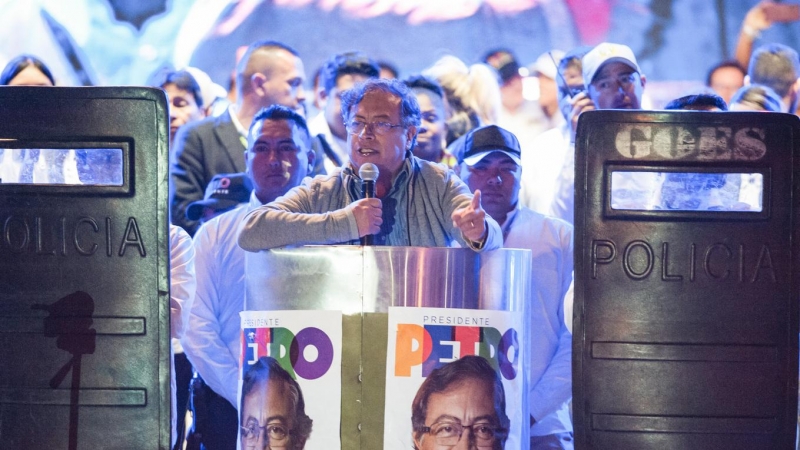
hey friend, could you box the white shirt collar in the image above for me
[229,104,248,138]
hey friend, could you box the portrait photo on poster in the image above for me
[383,307,526,450]
[240,310,343,450]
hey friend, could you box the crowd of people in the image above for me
[3,1,799,448]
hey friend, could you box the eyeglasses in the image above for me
[345,120,404,135]
[419,421,506,447]
[240,421,292,448]
[591,72,639,94]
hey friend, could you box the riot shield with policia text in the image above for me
[0,87,171,449]
[574,110,800,449]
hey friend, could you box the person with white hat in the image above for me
[549,42,648,225]
[518,47,589,221]
[581,42,647,111]
[530,50,566,129]
[483,48,559,153]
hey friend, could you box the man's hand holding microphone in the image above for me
[347,163,382,244]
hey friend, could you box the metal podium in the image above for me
[245,246,531,449]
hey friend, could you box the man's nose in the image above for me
[266,149,282,166]
[487,171,502,184]
[296,85,307,103]
[358,124,376,138]
[616,77,633,95]
[454,432,474,450]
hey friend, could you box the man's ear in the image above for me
[406,125,418,147]
[639,73,647,89]
[306,147,316,173]
[317,87,329,109]
[792,78,800,114]
[412,433,424,450]
[250,72,267,96]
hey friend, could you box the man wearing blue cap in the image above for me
[456,124,575,450]
[185,173,254,224]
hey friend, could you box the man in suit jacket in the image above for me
[170,40,307,235]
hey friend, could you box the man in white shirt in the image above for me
[550,43,647,224]
[181,104,315,450]
[455,124,574,449]
[519,47,590,217]
[484,49,554,148]
[169,224,195,449]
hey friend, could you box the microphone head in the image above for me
[358,163,380,182]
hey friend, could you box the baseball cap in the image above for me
[482,49,522,84]
[458,125,522,166]
[582,43,641,89]
[186,173,253,221]
[530,50,565,80]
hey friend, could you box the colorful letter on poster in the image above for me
[240,310,342,450]
[383,307,525,449]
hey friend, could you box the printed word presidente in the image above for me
[394,324,519,380]
[243,327,334,381]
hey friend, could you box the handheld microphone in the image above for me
[358,163,379,246]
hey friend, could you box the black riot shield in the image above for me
[0,87,170,449]
[574,110,800,450]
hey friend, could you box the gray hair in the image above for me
[748,43,800,101]
[730,84,783,112]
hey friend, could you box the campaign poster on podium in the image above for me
[383,307,525,450]
[240,310,342,450]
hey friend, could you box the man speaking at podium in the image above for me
[238,78,501,251]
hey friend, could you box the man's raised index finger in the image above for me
[471,189,482,209]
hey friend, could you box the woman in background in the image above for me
[0,55,80,184]
[1,54,56,86]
